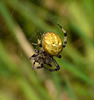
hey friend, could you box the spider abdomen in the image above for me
[42,32,63,56]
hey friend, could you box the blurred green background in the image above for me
[0,0,94,100]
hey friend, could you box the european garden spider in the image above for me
[30,24,67,72]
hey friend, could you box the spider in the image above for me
[29,24,67,72]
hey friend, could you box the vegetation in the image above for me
[0,0,94,100]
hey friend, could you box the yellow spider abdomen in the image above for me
[42,32,63,56]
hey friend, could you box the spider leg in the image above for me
[48,58,60,72]
[29,54,36,60]
[32,61,35,66]
[32,64,44,69]
[56,55,61,58]
[37,64,53,71]
[32,43,38,45]
[43,66,53,71]
[47,64,52,67]
[57,24,67,48]
[36,34,42,48]
[32,41,42,48]
[35,49,39,53]
[31,60,43,69]
[32,61,36,69]
[32,33,42,48]
[43,58,60,72]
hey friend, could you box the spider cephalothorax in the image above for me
[30,24,67,72]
